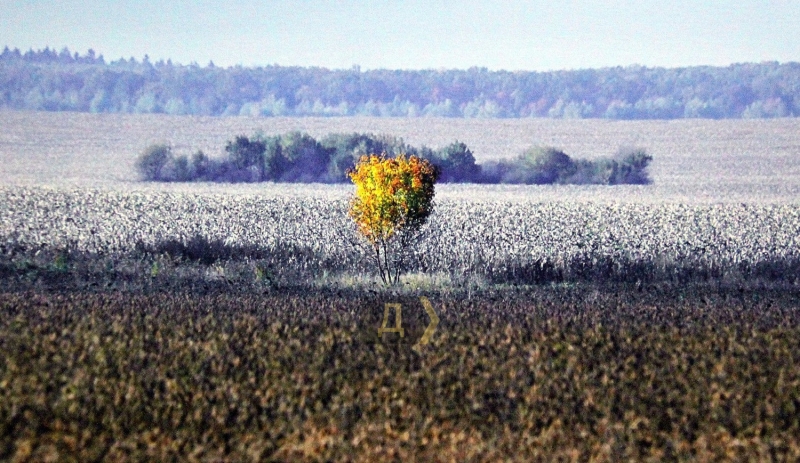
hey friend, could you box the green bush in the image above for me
[277,132,332,182]
[173,154,191,181]
[136,135,651,185]
[225,135,267,181]
[190,150,210,178]
[568,147,653,185]
[430,141,481,182]
[479,145,653,185]
[135,144,172,181]
[320,133,412,182]
[611,147,653,184]
[504,146,576,184]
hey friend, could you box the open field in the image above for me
[2,186,800,289]
[2,112,800,460]
[2,289,800,461]
[2,111,800,202]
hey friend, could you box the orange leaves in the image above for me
[347,154,438,246]
[347,153,439,284]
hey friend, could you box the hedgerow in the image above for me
[135,131,652,185]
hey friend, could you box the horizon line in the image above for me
[3,45,798,74]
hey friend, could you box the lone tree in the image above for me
[348,154,439,285]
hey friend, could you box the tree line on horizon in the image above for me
[136,132,652,185]
[3,46,798,119]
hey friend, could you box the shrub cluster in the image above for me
[133,144,212,182]
[135,132,651,184]
[480,146,653,185]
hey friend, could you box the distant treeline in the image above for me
[136,132,652,185]
[2,46,799,119]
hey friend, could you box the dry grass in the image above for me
[3,187,800,289]
[2,289,800,461]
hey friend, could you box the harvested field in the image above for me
[1,112,800,202]
[2,186,800,288]
[2,289,800,461]
[2,112,800,460]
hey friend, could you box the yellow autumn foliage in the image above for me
[347,154,439,284]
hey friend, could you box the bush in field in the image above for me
[259,136,285,180]
[499,146,576,184]
[478,146,577,184]
[611,147,653,184]
[348,154,439,285]
[136,144,215,182]
[320,134,367,183]
[520,146,577,184]
[568,147,653,185]
[190,150,210,179]
[276,132,333,182]
[479,145,652,185]
[135,144,172,181]
[321,133,413,182]
[168,154,192,181]
[136,134,651,185]
[226,136,266,169]
[225,135,267,181]
[430,141,481,182]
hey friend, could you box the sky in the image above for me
[1,0,799,71]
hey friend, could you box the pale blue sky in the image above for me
[2,0,798,70]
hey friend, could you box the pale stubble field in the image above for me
[4,113,800,460]
[2,111,800,203]
[2,111,800,289]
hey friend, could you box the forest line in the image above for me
[2,46,798,119]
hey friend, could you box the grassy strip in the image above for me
[4,239,800,296]
[2,289,800,461]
